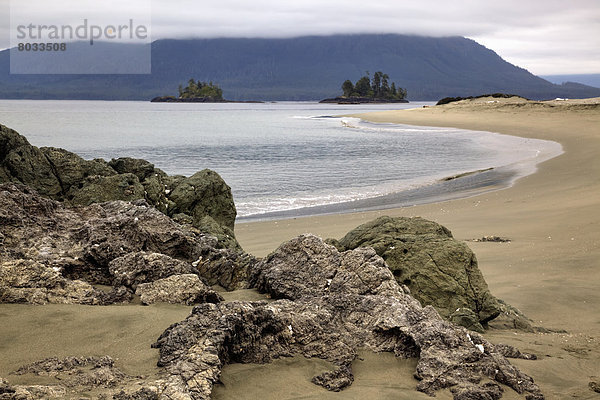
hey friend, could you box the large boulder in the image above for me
[42,147,116,195]
[108,157,176,214]
[328,216,502,331]
[0,126,63,198]
[0,125,239,249]
[167,169,237,232]
[68,173,146,206]
[108,251,197,290]
[0,125,117,201]
[251,234,402,300]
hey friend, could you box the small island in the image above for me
[320,71,409,104]
[151,79,262,103]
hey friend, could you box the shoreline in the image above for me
[237,133,562,223]
[237,165,516,222]
[236,116,563,222]
[235,96,600,398]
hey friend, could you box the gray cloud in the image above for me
[1,0,598,74]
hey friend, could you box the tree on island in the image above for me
[178,78,224,100]
[341,71,407,100]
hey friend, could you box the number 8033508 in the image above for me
[17,43,67,51]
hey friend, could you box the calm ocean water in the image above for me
[0,100,561,219]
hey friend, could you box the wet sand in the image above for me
[234,97,600,399]
[0,303,192,382]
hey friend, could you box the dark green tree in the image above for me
[355,76,372,97]
[381,74,390,98]
[338,72,406,100]
[372,71,382,97]
[178,78,224,100]
[342,80,355,97]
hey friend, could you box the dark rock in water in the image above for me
[135,274,223,305]
[151,235,544,399]
[0,183,255,305]
[167,169,237,232]
[0,124,239,248]
[329,216,502,330]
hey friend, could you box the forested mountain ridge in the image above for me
[1,34,599,100]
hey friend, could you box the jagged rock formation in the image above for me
[109,252,197,290]
[0,356,145,399]
[0,183,255,305]
[0,259,129,305]
[0,124,237,249]
[150,235,543,399]
[0,188,544,398]
[327,216,503,332]
[136,274,223,305]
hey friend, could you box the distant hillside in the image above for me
[540,74,600,89]
[1,34,600,101]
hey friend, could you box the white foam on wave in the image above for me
[236,118,563,218]
[236,173,455,217]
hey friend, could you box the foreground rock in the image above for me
[150,235,543,399]
[327,216,504,332]
[0,183,255,305]
[0,124,238,248]
[136,274,223,305]
[0,213,543,399]
[0,260,128,305]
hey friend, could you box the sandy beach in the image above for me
[1,97,599,399]
[234,97,600,399]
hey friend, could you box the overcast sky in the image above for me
[1,0,598,75]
